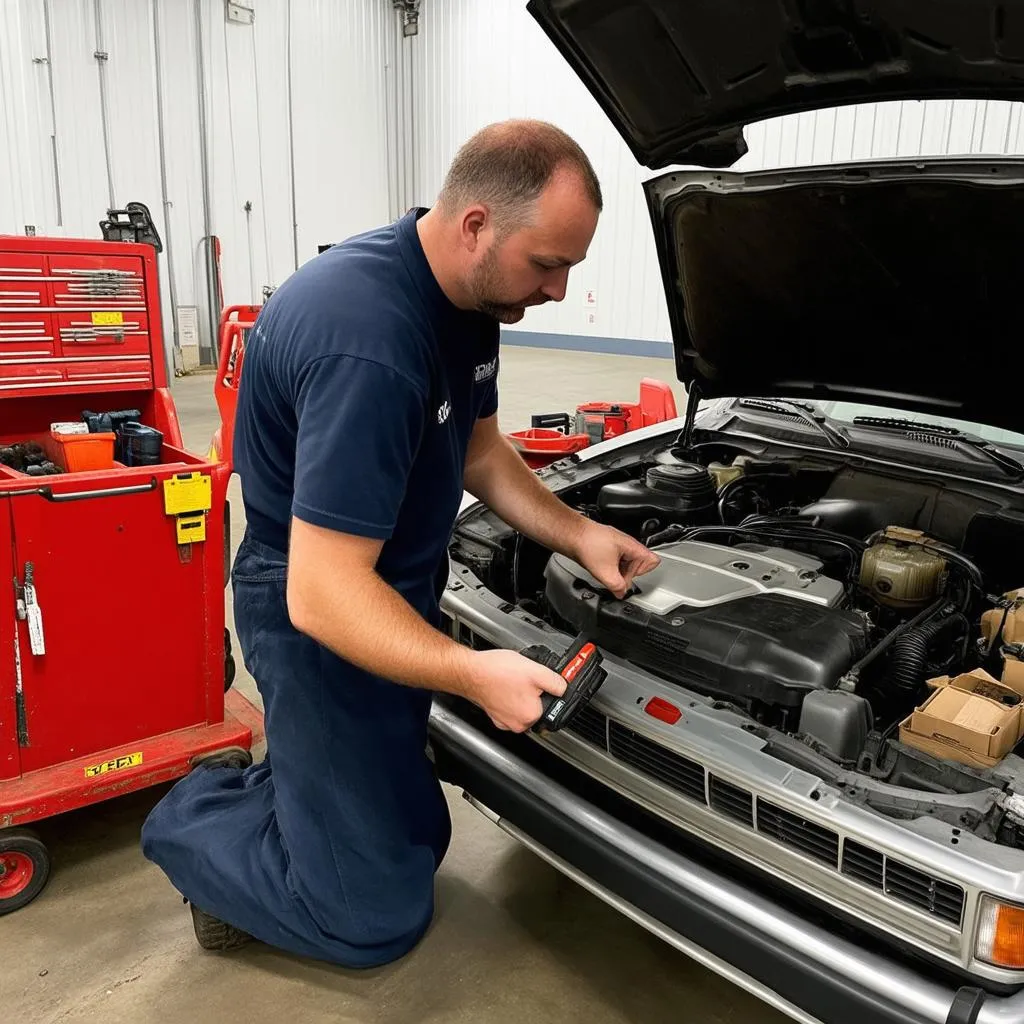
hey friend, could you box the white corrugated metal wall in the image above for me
[5,0,1024,362]
[0,0,395,366]
[412,0,1024,353]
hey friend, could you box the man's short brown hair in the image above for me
[436,119,602,231]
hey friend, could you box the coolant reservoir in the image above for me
[981,589,1024,648]
[859,526,948,609]
[707,461,745,489]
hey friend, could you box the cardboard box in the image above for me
[1005,656,1024,693]
[899,668,1024,769]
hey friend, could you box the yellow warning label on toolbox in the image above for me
[85,752,142,778]
[163,472,212,515]
[91,310,124,326]
[176,514,207,544]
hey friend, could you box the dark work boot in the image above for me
[190,747,253,772]
[186,898,253,952]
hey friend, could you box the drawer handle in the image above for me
[65,331,126,343]
[3,478,158,503]
[52,268,135,278]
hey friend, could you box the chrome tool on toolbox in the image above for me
[521,633,607,733]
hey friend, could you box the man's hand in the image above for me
[462,415,661,599]
[464,650,567,732]
[571,519,660,599]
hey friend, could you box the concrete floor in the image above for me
[4,346,787,1024]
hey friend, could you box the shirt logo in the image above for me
[474,357,498,383]
[437,400,451,425]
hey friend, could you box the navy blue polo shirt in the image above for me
[232,207,499,622]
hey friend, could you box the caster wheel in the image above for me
[0,828,50,916]
[191,746,253,772]
[224,627,236,692]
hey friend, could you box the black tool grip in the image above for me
[522,634,607,733]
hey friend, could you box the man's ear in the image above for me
[459,205,489,252]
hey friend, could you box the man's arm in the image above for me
[286,517,565,732]
[463,414,589,554]
[462,414,660,597]
[282,350,564,733]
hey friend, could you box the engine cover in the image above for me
[549,539,846,614]
[544,541,869,715]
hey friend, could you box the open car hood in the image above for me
[527,0,1024,169]
[527,0,1024,434]
[643,160,1024,433]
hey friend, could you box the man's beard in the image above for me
[468,247,544,324]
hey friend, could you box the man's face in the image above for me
[464,168,599,325]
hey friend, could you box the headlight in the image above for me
[977,896,1024,968]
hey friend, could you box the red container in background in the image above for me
[506,426,591,470]
[574,401,637,442]
[507,378,680,472]
[210,304,262,465]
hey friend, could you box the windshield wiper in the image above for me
[738,398,850,449]
[852,415,960,434]
[852,416,1024,477]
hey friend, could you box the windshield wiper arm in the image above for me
[852,415,959,434]
[852,416,1024,477]
[738,398,850,449]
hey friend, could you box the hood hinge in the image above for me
[677,383,702,450]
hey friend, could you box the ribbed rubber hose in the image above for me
[889,611,968,692]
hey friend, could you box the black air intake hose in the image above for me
[889,611,968,692]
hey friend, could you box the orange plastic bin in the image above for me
[44,429,117,473]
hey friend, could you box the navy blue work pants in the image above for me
[141,531,452,967]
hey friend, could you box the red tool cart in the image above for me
[0,233,263,915]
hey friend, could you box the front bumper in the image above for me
[429,701,1024,1024]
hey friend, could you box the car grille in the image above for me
[709,775,755,827]
[841,840,885,888]
[564,707,965,929]
[607,720,705,803]
[570,704,609,748]
[883,859,965,926]
[757,800,840,867]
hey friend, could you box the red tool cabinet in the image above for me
[0,236,262,916]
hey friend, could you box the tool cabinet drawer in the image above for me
[63,356,153,387]
[0,254,50,309]
[0,360,65,391]
[55,312,151,357]
[0,315,57,358]
[48,255,146,310]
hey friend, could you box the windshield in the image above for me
[814,401,1024,448]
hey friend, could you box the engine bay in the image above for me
[545,540,869,719]
[449,432,1024,848]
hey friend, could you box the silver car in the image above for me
[429,2,1024,1021]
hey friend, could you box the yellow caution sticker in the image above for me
[85,752,143,779]
[163,471,212,515]
[91,310,124,326]
[176,514,206,544]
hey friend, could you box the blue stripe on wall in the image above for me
[501,330,674,359]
